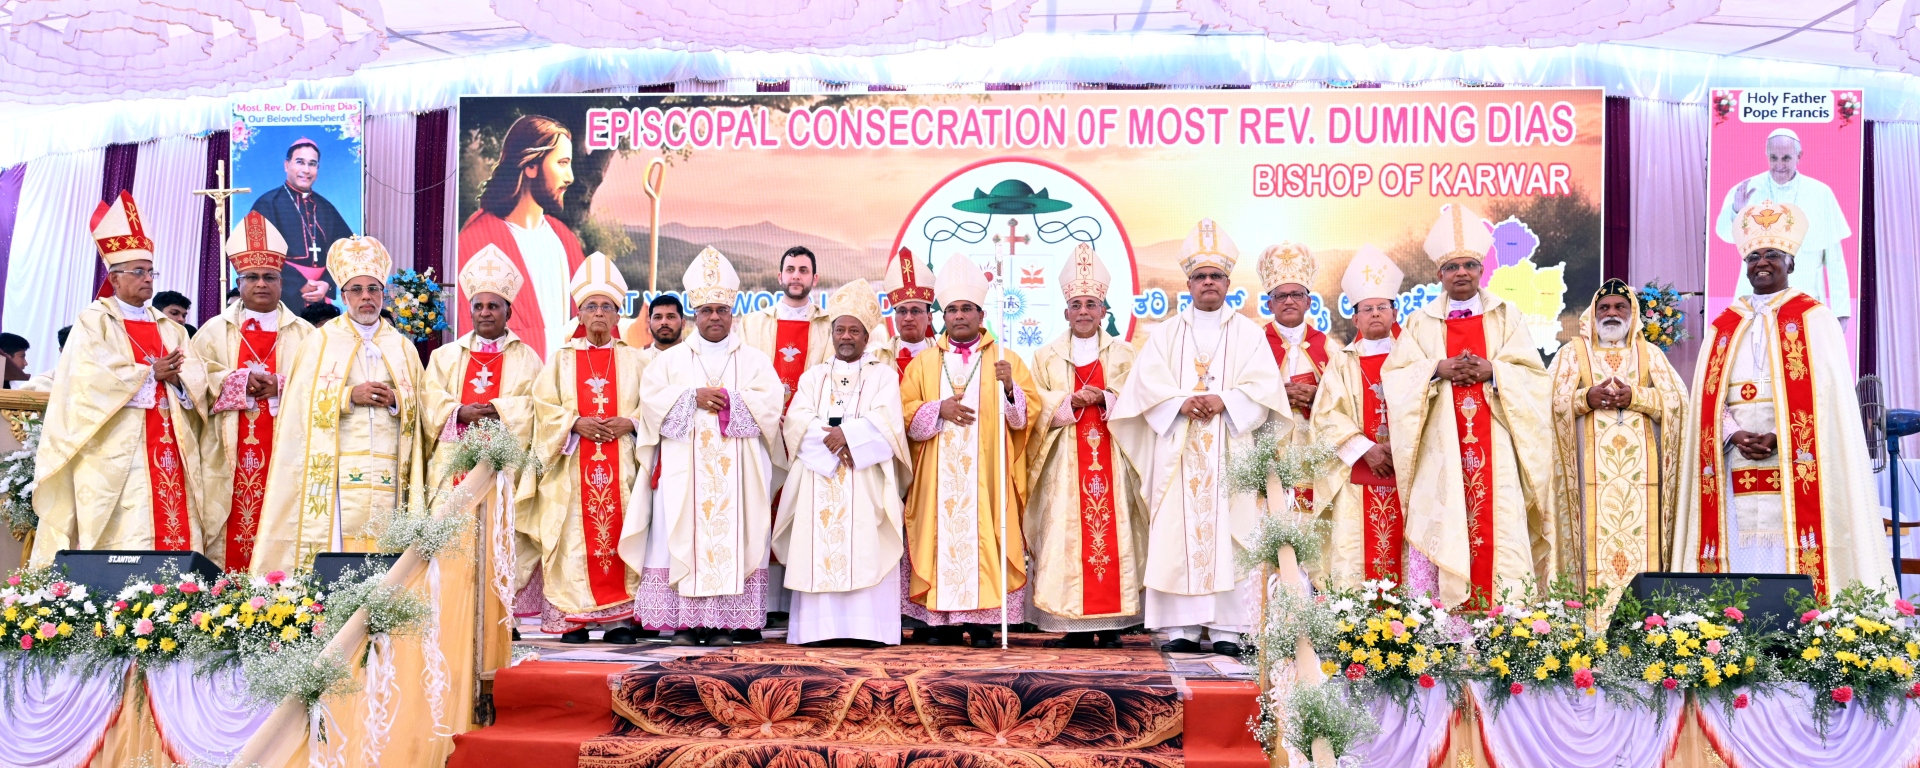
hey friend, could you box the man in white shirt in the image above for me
[1713,128,1854,321]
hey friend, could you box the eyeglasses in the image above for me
[110,268,159,279]
[894,305,929,317]
[1742,252,1790,265]
[343,284,385,296]
[1439,260,1482,274]
[579,301,621,314]
[1269,291,1310,302]
[239,273,282,284]
[1189,271,1228,282]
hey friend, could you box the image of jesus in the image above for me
[1712,127,1853,321]
[457,114,587,358]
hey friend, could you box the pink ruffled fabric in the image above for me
[634,567,769,630]
[898,553,1026,626]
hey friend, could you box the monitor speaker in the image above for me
[310,552,403,587]
[1624,571,1815,637]
[50,550,220,596]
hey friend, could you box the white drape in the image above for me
[130,135,210,308]
[363,113,417,273]
[1873,121,1920,457]
[1625,99,1710,383]
[2,148,105,376]
[0,660,129,768]
[144,661,275,765]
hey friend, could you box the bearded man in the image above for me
[457,114,587,357]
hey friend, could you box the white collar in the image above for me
[900,337,931,353]
[1190,306,1224,329]
[775,298,814,322]
[583,336,617,350]
[1446,295,1483,315]
[1070,333,1100,365]
[1745,291,1783,312]
[115,298,150,320]
[1358,336,1394,356]
[242,308,278,330]
[1273,321,1305,344]
[694,333,733,356]
[352,319,380,340]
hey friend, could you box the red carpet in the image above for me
[451,649,1263,768]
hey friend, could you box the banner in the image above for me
[230,99,365,312]
[1705,88,1864,355]
[457,90,1602,359]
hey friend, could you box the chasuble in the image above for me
[1025,330,1147,630]
[192,302,314,570]
[738,301,831,407]
[1315,336,1440,592]
[1381,291,1555,608]
[773,354,910,593]
[422,330,542,486]
[30,299,210,565]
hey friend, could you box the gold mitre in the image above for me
[1734,200,1809,257]
[1258,242,1315,294]
[1058,243,1110,301]
[327,235,392,286]
[1422,203,1494,266]
[1178,218,1239,276]
[683,246,740,308]
[1341,244,1404,305]
[460,244,524,303]
[826,278,883,332]
[934,255,990,309]
[569,251,627,306]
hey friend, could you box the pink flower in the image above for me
[265,571,287,585]
[1663,678,1679,691]
[150,584,166,595]
[1564,600,1585,610]
[1489,605,1505,617]
[1389,620,1406,636]
[177,582,200,594]
[1644,615,1667,629]
[133,619,154,636]
[1573,669,1595,690]
[6,576,18,586]
[1509,683,1525,695]
[1734,694,1750,709]
[49,583,68,598]
[1723,607,1745,622]
[1345,664,1367,681]
[1418,674,1436,689]
[248,596,267,610]
[112,601,127,612]
[210,585,224,597]
[1430,598,1445,610]
[309,603,323,613]
[17,635,30,650]
[1908,682,1920,700]
[1898,600,1916,617]
[1801,610,1821,624]
[36,622,55,639]
[1531,619,1552,635]
[1705,640,1723,656]
[1833,686,1855,704]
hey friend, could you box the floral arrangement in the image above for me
[0,568,95,658]
[1236,511,1328,576]
[1601,582,1770,718]
[91,568,218,661]
[388,268,449,342]
[1225,426,1338,500]
[1282,680,1378,763]
[1778,583,1920,732]
[371,491,472,561]
[444,416,541,478]
[182,570,330,656]
[1713,90,1737,124]
[244,638,361,707]
[1637,282,1689,351]
[1469,585,1607,713]
[0,416,40,540]
[1318,580,1465,705]
[1838,91,1862,127]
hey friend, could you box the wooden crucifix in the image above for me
[191,160,251,298]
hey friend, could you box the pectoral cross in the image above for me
[1369,383,1390,440]
[585,375,611,458]
[190,160,251,298]
[993,218,1030,255]
[469,366,494,394]
[308,241,323,263]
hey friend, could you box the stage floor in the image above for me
[455,629,1266,768]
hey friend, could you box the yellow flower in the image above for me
[1643,662,1666,683]
[159,638,177,653]
[1723,663,1739,677]
[1512,626,1532,639]
[1351,648,1367,662]
[1905,642,1918,658]
[1836,627,1858,643]
[1321,660,1337,677]
[56,623,71,637]
[135,638,150,651]
[1592,639,1609,654]
[1534,667,1549,680]
[1620,645,1632,658]
[114,624,127,638]
[1802,647,1823,661]
[280,625,298,641]
[1544,655,1562,672]
[1673,664,1689,676]
[1387,652,1405,668]
[1671,629,1690,644]
[1,607,14,621]
[1648,633,1667,647]
[1490,625,1505,638]
[1408,656,1428,673]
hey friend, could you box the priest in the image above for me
[1381,204,1555,609]
[772,279,911,646]
[524,253,650,643]
[253,236,427,571]
[1313,246,1428,590]
[1258,242,1331,507]
[1112,220,1286,656]
[1548,279,1689,615]
[193,212,316,571]
[883,247,938,377]
[1672,201,1892,597]
[31,192,209,564]
[900,256,1042,648]
[633,247,784,646]
[1025,244,1144,649]
[739,246,830,404]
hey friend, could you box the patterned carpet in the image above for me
[580,648,1189,767]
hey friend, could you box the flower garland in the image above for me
[0,568,94,658]
[1636,281,1689,351]
[0,415,40,540]
[1778,583,1920,733]
[388,268,449,342]
[1319,580,1466,707]
[1601,582,1771,719]
[1469,584,1607,714]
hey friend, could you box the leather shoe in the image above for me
[558,629,591,644]
[704,630,735,647]
[1161,638,1202,653]
[511,628,521,641]
[1095,630,1123,648]
[669,629,701,646]
[1212,641,1243,657]
[968,626,998,648]
[602,627,638,645]
[730,628,763,643]
[1045,632,1096,649]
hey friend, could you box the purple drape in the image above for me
[1859,120,1878,378]
[94,142,140,294]
[0,164,27,321]
[196,131,231,324]
[412,109,451,358]
[1602,96,1631,282]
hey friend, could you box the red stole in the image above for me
[1444,314,1495,606]
[574,347,628,605]
[225,325,279,569]
[1358,352,1405,583]
[1692,295,1829,596]
[455,212,587,360]
[896,347,915,382]
[123,320,190,551]
[1264,323,1329,418]
[1071,360,1122,615]
[772,319,811,407]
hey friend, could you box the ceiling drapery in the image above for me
[1856,0,1920,74]
[487,0,1037,55]
[0,0,387,103]
[1180,0,1720,49]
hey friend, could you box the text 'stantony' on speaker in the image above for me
[50,550,220,597]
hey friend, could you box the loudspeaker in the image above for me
[310,552,403,587]
[1625,572,1815,636]
[51,550,220,596]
